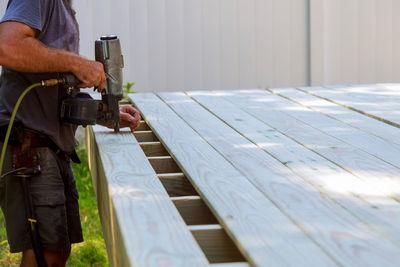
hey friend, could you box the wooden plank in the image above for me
[137,120,151,131]
[158,173,199,197]
[187,90,400,247]
[87,125,209,266]
[162,91,400,264]
[265,87,400,169]
[220,90,400,200]
[220,89,400,200]
[129,93,336,266]
[274,87,400,146]
[210,263,249,267]
[298,85,400,127]
[190,228,245,263]
[148,156,181,174]
[172,196,219,225]
[140,142,169,157]
[133,131,159,142]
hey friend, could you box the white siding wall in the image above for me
[310,0,400,86]
[73,0,309,92]
[1,1,400,90]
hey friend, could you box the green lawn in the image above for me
[0,145,108,266]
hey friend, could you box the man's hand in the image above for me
[118,105,141,132]
[73,60,106,91]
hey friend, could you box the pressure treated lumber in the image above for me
[129,93,336,267]
[87,125,208,267]
[171,196,219,225]
[210,263,249,267]
[298,85,400,127]
[140,141,169,157]
[221,89,400,200]
[160,91,400,265]
[272,87,400,146]
[158,173,199,197]
[190,228,246,263]
[264,87,400,169]
[133,130,159,142]
[188,90,400,248]
[137,120,151,131]
[148,156,181,173]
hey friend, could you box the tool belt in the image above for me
[0,122,81,164]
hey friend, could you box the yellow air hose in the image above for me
[0,79,61,178]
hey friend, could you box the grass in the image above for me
[0,145,108,266]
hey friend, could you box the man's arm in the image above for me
[0,21,106,90]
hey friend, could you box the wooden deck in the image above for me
[86,84,400,267]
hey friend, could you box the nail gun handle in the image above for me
[60,73,81,88]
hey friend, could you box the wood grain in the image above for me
[158,173,199,197]
[298,85,400,127]
[172,196,219,225]
[221,89,400,200]
[187,90,400,247]
[265,87,400,169]
[161,91,400,265]
[190,228,246,263]
[87,125,209,267]
[276,87,400,146]
[129,93,336,267]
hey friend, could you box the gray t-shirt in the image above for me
[0,0,80,153]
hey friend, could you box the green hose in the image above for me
[0,82,42,178]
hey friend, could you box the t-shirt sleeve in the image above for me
[0,0,42,31]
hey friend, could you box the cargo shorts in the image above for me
[0,142,83,253]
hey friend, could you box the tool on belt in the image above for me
[0,35,124,266]
[2,130,48,267]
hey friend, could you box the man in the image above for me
[0,0,141,266]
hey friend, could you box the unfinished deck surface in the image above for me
[87,84,400,267]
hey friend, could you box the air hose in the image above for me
[0,79,61,178]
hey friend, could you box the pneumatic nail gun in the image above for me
[60,35,124,132]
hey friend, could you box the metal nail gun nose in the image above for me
[60,35,124,132]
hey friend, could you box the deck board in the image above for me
[265,87,400,169]
[269,87,400,146]
[298,85,400,127]
[87,126,209,267]
[219,89,400,200]
[129,93,336,267]
[88,85,400,266]
[186,90,400,245]
[157,91,400,265]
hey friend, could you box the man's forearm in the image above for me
[0,21,106,89]
[0,35,81,73]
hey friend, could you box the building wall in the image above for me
[310,0,400,86]
[1,1,400,91]
[74,0,309,91]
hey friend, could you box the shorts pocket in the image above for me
[31,190,66,207]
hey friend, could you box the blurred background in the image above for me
[1,0,400,91]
